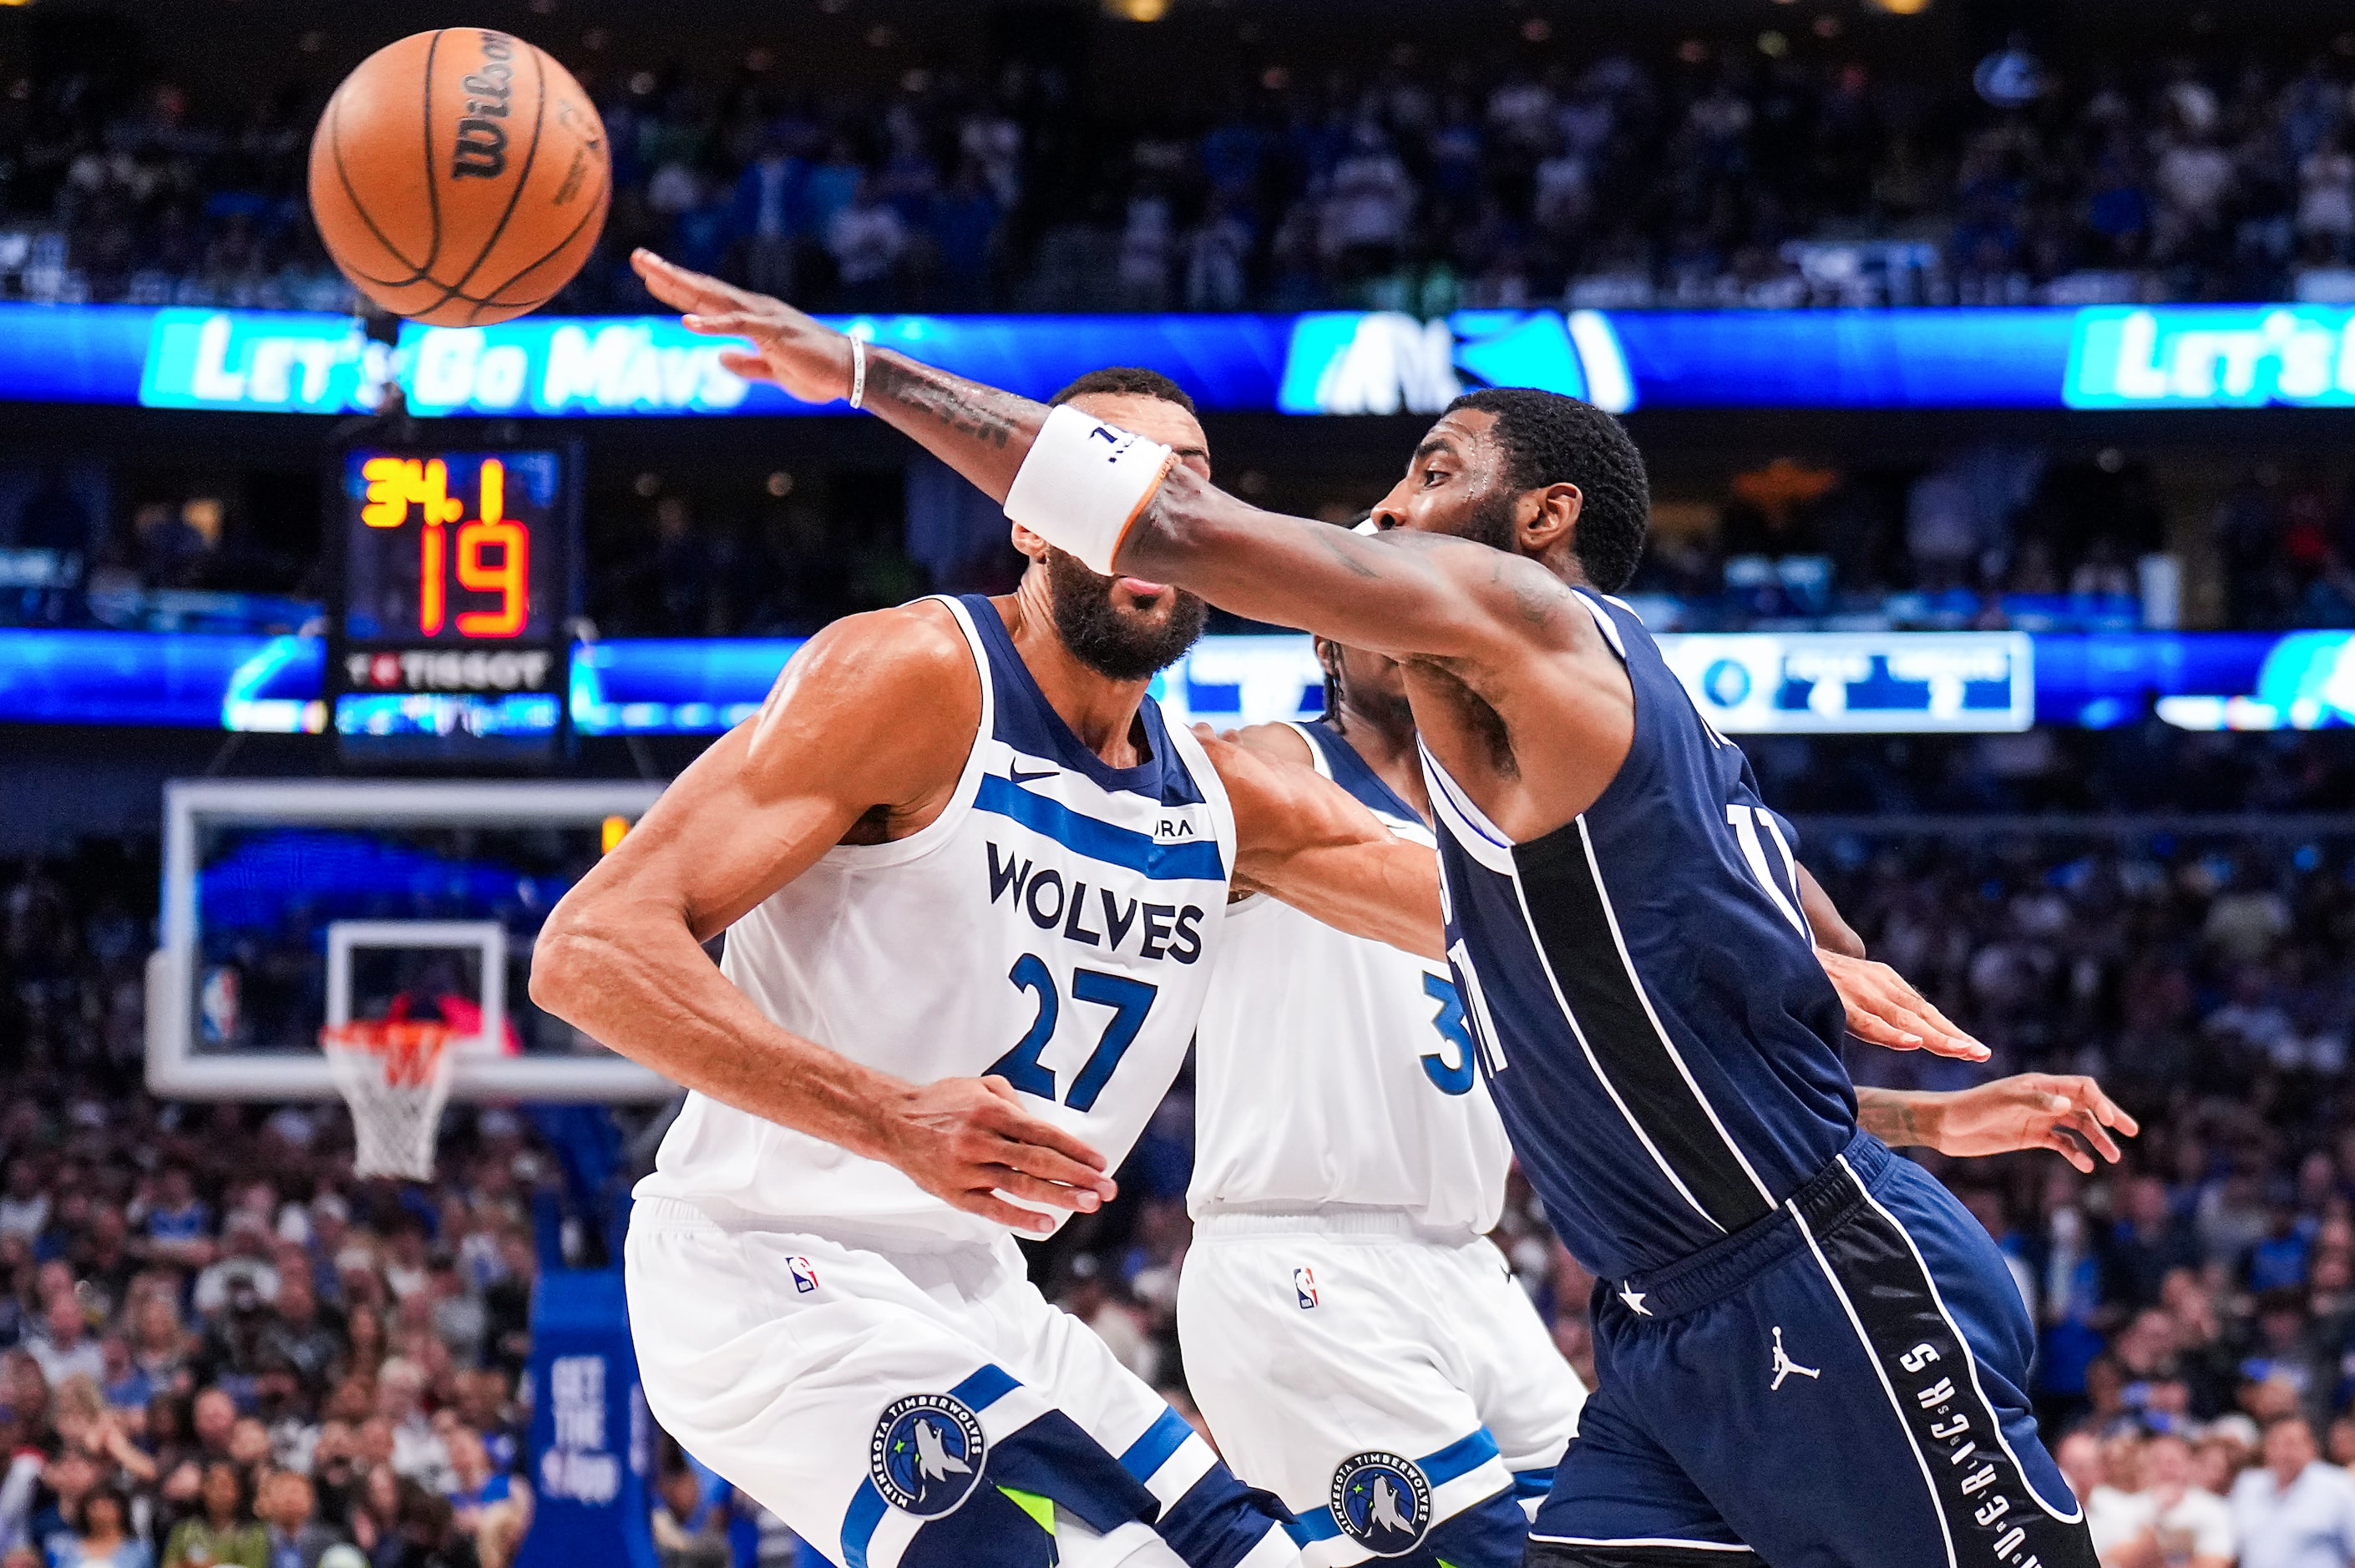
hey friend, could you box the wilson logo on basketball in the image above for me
[451,33,514,181]
[308,27,612,325]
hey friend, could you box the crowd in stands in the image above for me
[18,30,2355,313]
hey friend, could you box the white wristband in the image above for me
[846,336,867,410]
[1003,404,1176,576]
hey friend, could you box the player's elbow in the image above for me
[529,901,610,1023]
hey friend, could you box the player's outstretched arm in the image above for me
[1856,1076,2139,1174]
[529,604,1115,1233]
[1202,731,1446,961]
[632,248,1581,668]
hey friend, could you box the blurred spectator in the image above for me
[256,1470,343,1568]
[2116,1430,2235,1567]
[31,1298,105,1390]
[373,1364,448,1493]
[649,1470,727,1568]
[58,1479,150,1568]
[160,1463,264,1568]
[2231,1414,2355,1567]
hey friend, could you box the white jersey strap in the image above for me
[1280,721,1334,781]
[818,595,995,871]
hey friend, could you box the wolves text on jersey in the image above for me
[986,842,1208,964]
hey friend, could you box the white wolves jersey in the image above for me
[640,594,1238,1247]
[1189,720,1512,1235]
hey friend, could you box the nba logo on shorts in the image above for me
[1330,1451,1431,1556]
[788,1257,819,1294]
[1294,1266,1319,1309]
[869,1394,987,1518]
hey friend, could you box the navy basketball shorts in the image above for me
[1529,1132,2095,1568]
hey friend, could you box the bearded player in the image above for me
[630,246,2137,1568]
[534,369,1451,1568]
[1187,618,2135,1568]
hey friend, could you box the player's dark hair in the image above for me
[1443,387,1649,594]
[1048,367,1198,413]
[1317,641,1345,732]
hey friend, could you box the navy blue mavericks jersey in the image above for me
[1420,589,1857,1282]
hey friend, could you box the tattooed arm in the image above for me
[631,249,1594,665]
[1857,1076,2138,1174]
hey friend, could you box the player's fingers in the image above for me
[681,310,769,341]
[1897,992,1984,1058]
[989,1135,1117,1201]
[1843,1008,1924,1051]
[972,1087,1112,1181]
[948,1188,1057,1234]
[715,349,768,379]
[2039,1129,2095,1175]
[2059,1076,2140,1137]
[981,1166,1111,1213]
[1910,1026,1991,1063]
[630,248,727,311]
[2044,1093,2125,1163]
[632,247,753,312]
[2066,1108,2125,1164]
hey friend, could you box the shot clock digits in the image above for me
[357,454,529,638]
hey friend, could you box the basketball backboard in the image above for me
[148,778,675,1102]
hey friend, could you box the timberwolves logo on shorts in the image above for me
[1330,1451,1431,1556]
[869,1394,987,1518]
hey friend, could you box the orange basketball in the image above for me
[307,28,610,326]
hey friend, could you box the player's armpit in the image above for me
[1206,731,1447,961]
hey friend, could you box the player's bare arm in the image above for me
[530,602,1117,1233]
[1856,1076,2139,1175]
[632,249,1635,837]
[1203,731,1446,963]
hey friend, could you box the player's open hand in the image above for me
[1817,948,1989,1063]
[1924,1074,2140,1172]
[876,1075,1117,1235]
[631,248,856,407]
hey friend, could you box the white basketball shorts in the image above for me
[1178,1214,1587,1567]
[626,1197,1299,1568]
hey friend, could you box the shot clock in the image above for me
[329,445,580,765]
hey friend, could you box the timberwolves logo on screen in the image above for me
[869,1394,987,1517]
[1330,1451,1431,1556]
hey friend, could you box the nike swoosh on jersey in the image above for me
[1008,764,1059,786]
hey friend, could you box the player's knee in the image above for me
[1522,1540,1761,1567]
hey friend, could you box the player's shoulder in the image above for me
[745,600,980,770]
[786,599,978,700]
[1223,720,1315,768]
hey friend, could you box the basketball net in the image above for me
[321,1018,458,1181]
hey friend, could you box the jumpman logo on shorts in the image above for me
[1769,1327,1820,1391]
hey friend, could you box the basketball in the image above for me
[306,28,609,326]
